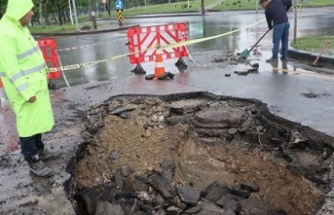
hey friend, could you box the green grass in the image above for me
[291,36,334,55]
[300,0,334,7]
[78,0,217,20]
[29,0,334,35]
[213,0,334,11]
[213,0,259,11]
[30,0,217,33]
[29,23,85,34]
[124,0,217,16]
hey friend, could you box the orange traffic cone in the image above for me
[153,50,166,80]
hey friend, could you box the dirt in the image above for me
[73,96,329,215]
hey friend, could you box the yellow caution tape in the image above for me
[49,52,130,72]
[48,17,334,82]
[161,19,266,49]
[49,19,266,72]
[298,2,303,19]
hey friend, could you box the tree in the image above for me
[89,0,97,29]
[104,0,111,16]
[201,0,205,15]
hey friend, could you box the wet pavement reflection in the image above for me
[47,7,334,89]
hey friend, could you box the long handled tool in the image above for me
[311,41,329,67]
[240,29,271,59]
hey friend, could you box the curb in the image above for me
[32,24,139,37]
[129,12,201,18]
[288,46,334,68]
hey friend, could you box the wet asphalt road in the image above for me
[50,7,334,88]
[0,7,334,215]
[40,7,334,137]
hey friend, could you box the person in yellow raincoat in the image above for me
[0,0,60,177]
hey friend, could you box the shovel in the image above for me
[311,41,329,67]
[240,29,271,59]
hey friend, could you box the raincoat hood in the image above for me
[4,0,34,21]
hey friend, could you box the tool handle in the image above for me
[312,42,328,65]
[248,29,271,53]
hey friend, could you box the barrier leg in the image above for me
[175,57,187,72]
[57,53,70,88]
[0,88,6,105]
[131,64,146,75]
[185,46,196,63]
[48,79,57,89]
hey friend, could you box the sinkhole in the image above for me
[65,92,334,215]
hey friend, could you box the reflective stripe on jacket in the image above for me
[0,0,54,137]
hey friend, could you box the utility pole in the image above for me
[68,0,73,24]
[72,0,80,31]
[293,0,298,44]
[39,2,45,28]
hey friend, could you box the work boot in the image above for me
[39,149,61,161]
[280,56,288,61]
[28,160,54,177]
[266,58,278,63]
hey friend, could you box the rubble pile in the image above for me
[65,93,334,215]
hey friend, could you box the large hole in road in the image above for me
[65,92,334,215]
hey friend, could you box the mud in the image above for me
[66,93,334,215]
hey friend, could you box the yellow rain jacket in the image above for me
[0,0,54,137]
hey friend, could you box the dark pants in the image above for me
[19,133,45,163]
[272,22,290,59]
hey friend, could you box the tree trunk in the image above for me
[61,7,67,23]
[57,4,63,25]
[43,13,49,25]
[201,0,205,15]
[43,5,50,25]
[65,7,70,22]
[89,0,97,29]
[39,2,45,27]
[105,3,111,16]
[53,12,58,24]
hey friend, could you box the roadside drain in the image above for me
[65,92,334,215]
